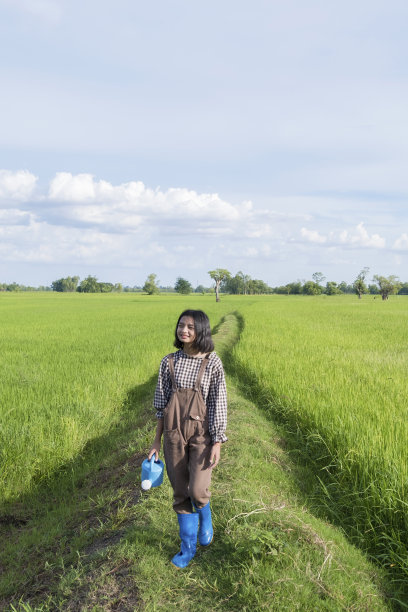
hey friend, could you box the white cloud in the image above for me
[339,222,385,249]
[299,223,387,249]
[0,170,37,202]
[300,227,327,244]
[393,233,408,250]
[48,173,250,232]
[0,209,32,224]
[1,169,406,286]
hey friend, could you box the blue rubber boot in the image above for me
[194,502,213,546]
[171,513,199,569]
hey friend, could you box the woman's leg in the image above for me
[163,430,193,513]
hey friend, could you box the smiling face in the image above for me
[177,315,196,348]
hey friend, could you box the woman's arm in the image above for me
[148,418,164,461]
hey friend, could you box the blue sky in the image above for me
[1,0,407,287]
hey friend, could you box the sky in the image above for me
[0,0,408,288]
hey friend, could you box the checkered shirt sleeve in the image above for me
[154,350,228,444]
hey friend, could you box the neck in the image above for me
[183,344,198,356]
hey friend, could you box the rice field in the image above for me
[232,294,408,588]
[0,292,230,503]
[1,291,407,592]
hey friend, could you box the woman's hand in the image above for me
[209,442,221,468]
[148,442,161,461]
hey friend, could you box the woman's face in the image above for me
[177,315,196,347]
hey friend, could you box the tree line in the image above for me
[141,268,406,301]
[1,269,406,301]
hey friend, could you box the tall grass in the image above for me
[231,295,408,592]
[0,292,231,504]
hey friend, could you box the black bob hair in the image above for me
[174,310,215,353]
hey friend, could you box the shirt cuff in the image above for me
[211,433,228,444]
[155,410,164,419]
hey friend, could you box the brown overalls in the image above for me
[163,354,213,514]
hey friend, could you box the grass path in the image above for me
[0,314,392,611]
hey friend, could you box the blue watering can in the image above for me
[141,456,164,490]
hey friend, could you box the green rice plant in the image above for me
[230,294,408,595]
[0,292,231,504]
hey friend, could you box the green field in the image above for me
[230,295,408,592]
[0,292,407,609]
[0,293,231,503]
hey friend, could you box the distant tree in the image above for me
[51,276,80,292]
[175,277,193,295]
[99,282,114,293]
[77,275,101,293]
[368,283,380,295]
[237,270,251,295]
[195,285,207,294]
[398,282,408,295]
[247,279,271,294]
[373,275,402,301]
[208,269,231,302]
[274,285,289,295]
[338,281,353,294]
[143,273,160,295]
[312,272,326,288]
[302,280,322,295]
[324,281,341,295]
[222,271,251,294]
[353,267,369,299]
[286,281,302,295]
[114,283,123,292]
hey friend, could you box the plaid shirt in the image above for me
[154,350,228,444]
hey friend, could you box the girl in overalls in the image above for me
[148,309,227,568]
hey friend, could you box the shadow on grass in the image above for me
[0,374,158,609]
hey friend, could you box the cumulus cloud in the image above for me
[0,170,37,202]
[393,233,408,250]
[49,173,247,230]
[1,169,406,285]
[339,222,385,249]
[300,222,386,249]
[0,209,32,225]
[300,227,327,244]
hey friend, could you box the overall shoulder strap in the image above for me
[167,354,178,391]
[194,354,210,390]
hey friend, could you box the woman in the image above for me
[148,309,227,568]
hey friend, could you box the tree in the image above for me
[338,281,353,294]
[373,275,402,301]
[208,269,231,302]
[77,275,101,293]
[302,280,322,295]
[324,281,341,295]
[247,279,271,294]
[175,277,193,295]
[195,285,207,294]
[51,276,79,292]
[353,267,369,299]
[222,272,249,294]
[143,273,160,295]
[312,272,326,287]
